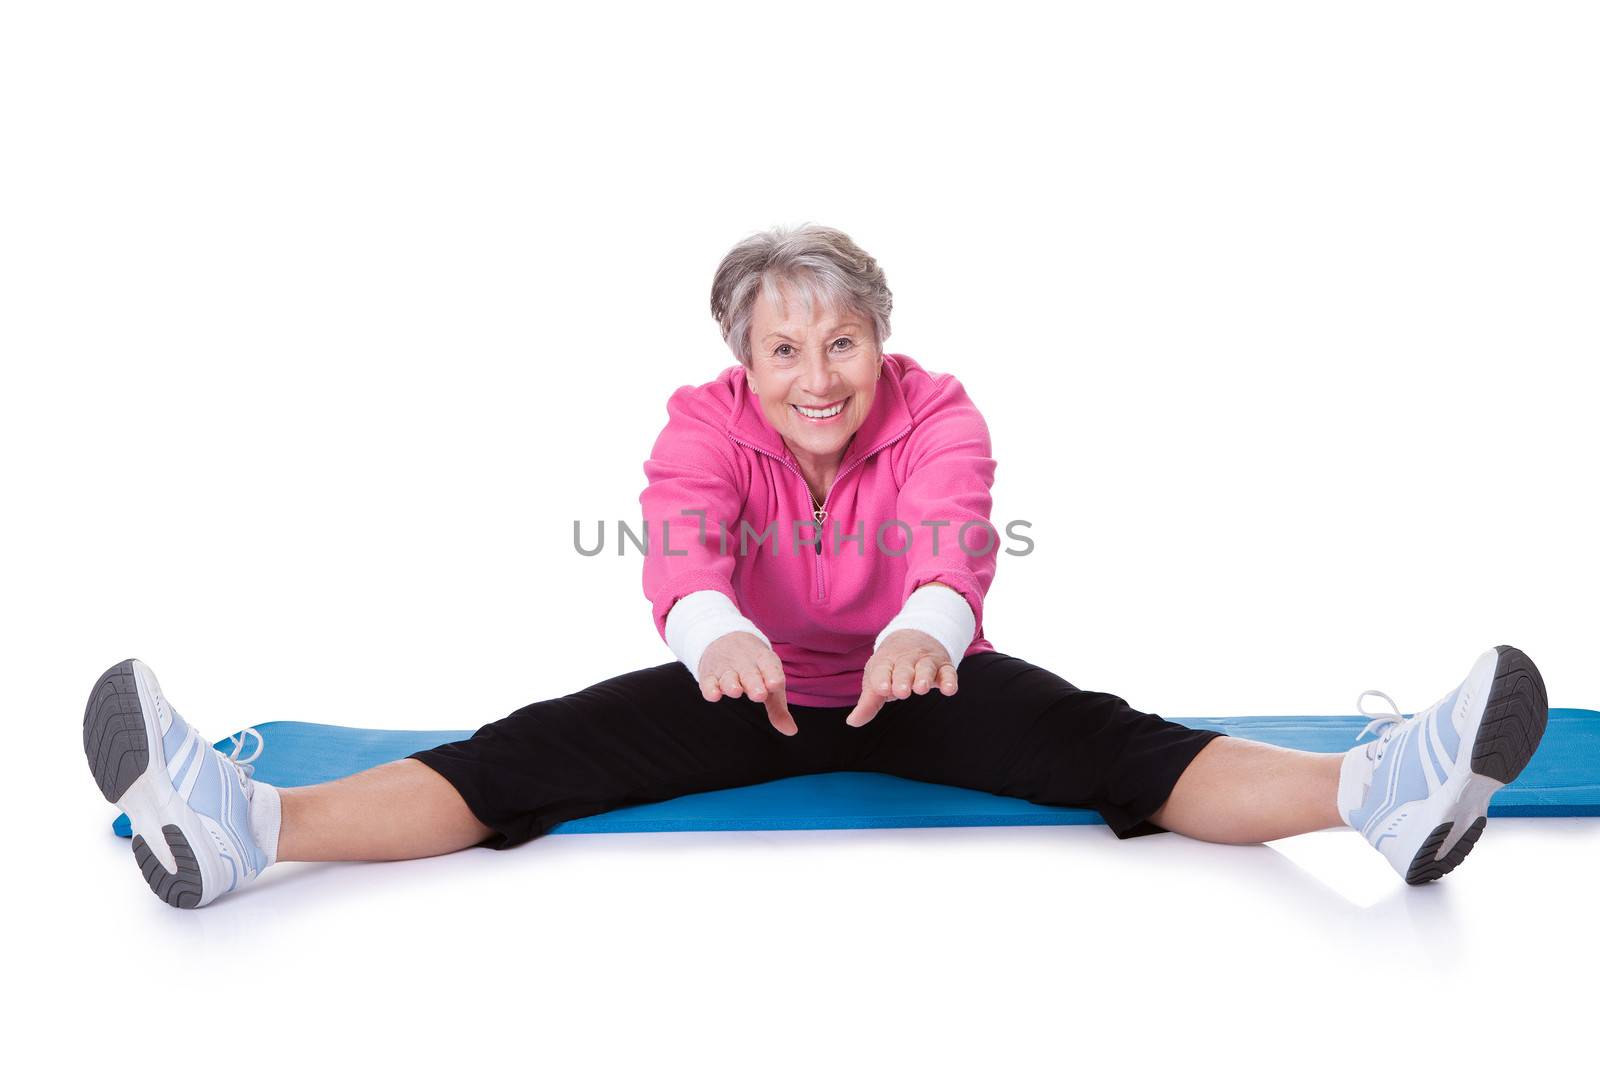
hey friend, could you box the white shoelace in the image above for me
[223,726,266,785]
[1354,689,1408,756]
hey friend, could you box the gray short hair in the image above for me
[710,223,893,366]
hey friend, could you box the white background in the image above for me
[3,2,1596,1063]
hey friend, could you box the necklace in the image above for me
[807,484,827,524]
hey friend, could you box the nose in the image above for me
[801,350,833,398]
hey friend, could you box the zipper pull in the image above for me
[813,507,826,553]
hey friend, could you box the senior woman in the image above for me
[83,224,1549,908]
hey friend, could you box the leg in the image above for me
[283,661,834,861]
[1149,736,1344,843]
[278,758,491,862]
[86,656,827,906]
[846,650,1291,842]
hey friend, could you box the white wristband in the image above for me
[664,589,773,680]
[873,584,977,668]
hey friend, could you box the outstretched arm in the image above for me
[849,374,999,727]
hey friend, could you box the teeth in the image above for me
[794,399,846,419]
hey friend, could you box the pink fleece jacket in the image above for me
[639,351,999,706]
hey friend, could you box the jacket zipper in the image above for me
[727,425,915,602]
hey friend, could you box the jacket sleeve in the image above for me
[892,374,999,641]
[639,386,751,643]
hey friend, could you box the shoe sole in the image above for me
[82,660,207,908]
[1402,644,1549,885]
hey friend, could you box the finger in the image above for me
[700,675,723,702]
[864,658,894,698]
[846,687,886,728]
[739,666,768,703]
[759,657,786,695]
[766,688,799,736]
[911,655,937,695]
[890,658,916,699]
[718,667,744,700]
[936,663,959,696]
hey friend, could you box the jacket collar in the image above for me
[723,352,913,471]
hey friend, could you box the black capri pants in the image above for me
[409,650,1227,849]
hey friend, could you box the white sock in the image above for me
[1334,744,1374,829]
[249,781,282,867]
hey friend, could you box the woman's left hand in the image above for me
[846,629,959,727]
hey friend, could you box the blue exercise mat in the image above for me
[110,708,1600,838]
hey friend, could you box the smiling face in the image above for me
[744,280,883,480]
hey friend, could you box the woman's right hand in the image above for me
[698,632,798,736]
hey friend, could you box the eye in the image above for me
[831,337,854,351]
[774,344,795,358]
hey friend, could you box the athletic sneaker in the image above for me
[1337,645,1549,885]
[82,659,275,908]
